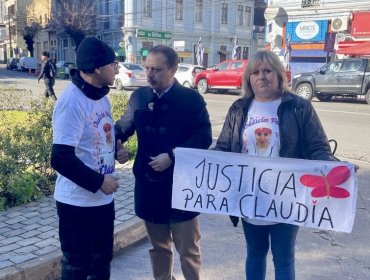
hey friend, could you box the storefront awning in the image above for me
[351,12,370,37]
[336,41,370,55]
[177,51,192,58]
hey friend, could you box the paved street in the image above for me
[1,64,370,279]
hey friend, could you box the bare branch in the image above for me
[52,0,97,50]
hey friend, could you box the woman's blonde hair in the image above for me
[241,50,289,98]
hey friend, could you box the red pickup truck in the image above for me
[194,59,292,94]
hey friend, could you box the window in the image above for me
[237,5,243,26]
[176,0,183,20]
[231,61,242,69]
[195,0,203,22]
[143,0,152,18]
[221,3,228,24]
[242,47,249,59]
[63,38,69,48]
[244,6,251,26]
[325,61,341,72]
[341,60,363,72]
[217,61,229,70]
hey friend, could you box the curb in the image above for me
[0,217,146,280]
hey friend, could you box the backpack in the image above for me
[48,61,56,78]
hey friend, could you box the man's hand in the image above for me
[100,174,119,195]
[116,139,129,164]
[149,153,172,172]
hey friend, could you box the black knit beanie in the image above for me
[76,37,116,71]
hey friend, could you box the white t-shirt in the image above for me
[52,83,115,207]
[242,98,281,225]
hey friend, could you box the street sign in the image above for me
[174,41,185,51]
[136,29,172,40]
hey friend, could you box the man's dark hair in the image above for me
[42,51,50,58]
[149,45,178,69]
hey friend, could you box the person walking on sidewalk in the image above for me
[115,45,212,280]
[214,50,337,280]
[37,51,57,100]
[51,37,129,280]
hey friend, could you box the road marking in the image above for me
[316,109,370,116]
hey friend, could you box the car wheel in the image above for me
[115,79,123,90]
[316,93,332,102]
[197,79,208,94]
[296,83,313,100]
[366,89,370,105]
[183,81,191,88]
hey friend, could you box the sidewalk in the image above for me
[0,163,147,280]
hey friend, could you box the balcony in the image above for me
[301,0,321,8]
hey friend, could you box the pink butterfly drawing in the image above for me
[300,166,351,199]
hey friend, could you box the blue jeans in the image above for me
[242,220,299,280]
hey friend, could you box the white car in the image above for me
[17,57,39,72]
[175,63,206,88]
[114,62,148,90]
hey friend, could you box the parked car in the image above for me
[6,57,19,70]
[194,59,249,94]
[56,61,76,79]
[17,57,39,72]
[114,62,148,90]
[175,63,206,88]
[292,58,370,104]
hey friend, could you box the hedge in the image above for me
[0,84,137,210]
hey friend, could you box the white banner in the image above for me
[172,148,358,233]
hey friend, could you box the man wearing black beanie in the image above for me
[51,37,129,280]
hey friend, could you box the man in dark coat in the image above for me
[115,45,212,280]
[37,50,57,100]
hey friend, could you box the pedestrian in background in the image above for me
[37,50,57,100]
[115,45,212,280]
[51,37,129,280]
[213,50,337,280]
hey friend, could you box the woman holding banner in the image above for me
[213,50,336,280]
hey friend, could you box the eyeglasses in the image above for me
[144,66,163,74]
[111,61,120,70]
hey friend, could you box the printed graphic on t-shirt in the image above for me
[242,100,281,158]
[91,110,115,175]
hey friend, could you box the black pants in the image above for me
[56,201,115,280]
[44,78,57,100]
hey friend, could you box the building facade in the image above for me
[26,0,57,61]
[1,0,32,62]
[1,0,263,67]
[96,0,124,60]
[265,0,370,75]
[124,0,256,67]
